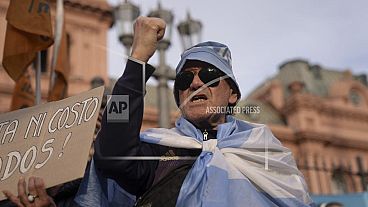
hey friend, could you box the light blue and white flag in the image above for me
[76,115,315,207]
[141,116,314,207]
[74,159,136,207]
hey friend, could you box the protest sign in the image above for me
[0,86,104,200]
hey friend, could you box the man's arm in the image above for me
[94,17,167,196]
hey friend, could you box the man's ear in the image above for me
[228,89,238,105]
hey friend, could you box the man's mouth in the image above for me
[190,94,208,103]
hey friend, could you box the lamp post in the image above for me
[148,3,175,128]
[177,11,203,51]
[114,0,140,55]
[114,1,202,128]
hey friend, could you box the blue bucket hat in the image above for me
[173,41,241,106]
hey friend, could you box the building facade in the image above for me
[236,59,368,195]
[0,0,113,113]
[0,0,173,130]
[2,0,368,198]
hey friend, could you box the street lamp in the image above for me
[177,11,203,50]
[114,1,203,128]
[148,3,174,128]
[148,2,174,50]
[114,0,140,55]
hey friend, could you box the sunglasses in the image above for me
[174,67,225,91]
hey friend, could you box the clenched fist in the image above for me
[131,16,166,63]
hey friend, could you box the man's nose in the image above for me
[189,74,204,90]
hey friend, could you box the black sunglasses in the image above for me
[174,67,225,91]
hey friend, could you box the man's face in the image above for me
[177,61,238,128]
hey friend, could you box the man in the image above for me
[90,16,314,207]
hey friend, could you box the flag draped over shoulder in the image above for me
[48,0,70,101]
[76,116,315,207]
[10,68,35,110]
[141,116,315,207]
[2,0,54,81]
[74,160,137,207]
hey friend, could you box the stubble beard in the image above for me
[183,108,226,130]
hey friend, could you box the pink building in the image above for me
[0,0,113,113]
[1,0,368,196]
[236,59,368,194]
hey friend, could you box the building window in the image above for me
[331,167,347,194]
[349,89,362,106]
[32,50,48,73]
[66,33,71,58]
[40,50,48,73]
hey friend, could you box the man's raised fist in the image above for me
[131,16,166,63]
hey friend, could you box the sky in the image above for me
[107,0,368,97]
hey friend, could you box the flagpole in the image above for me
[36,52,42,105]
[48,0,64,99]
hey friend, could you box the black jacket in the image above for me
[93,59,201,206]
